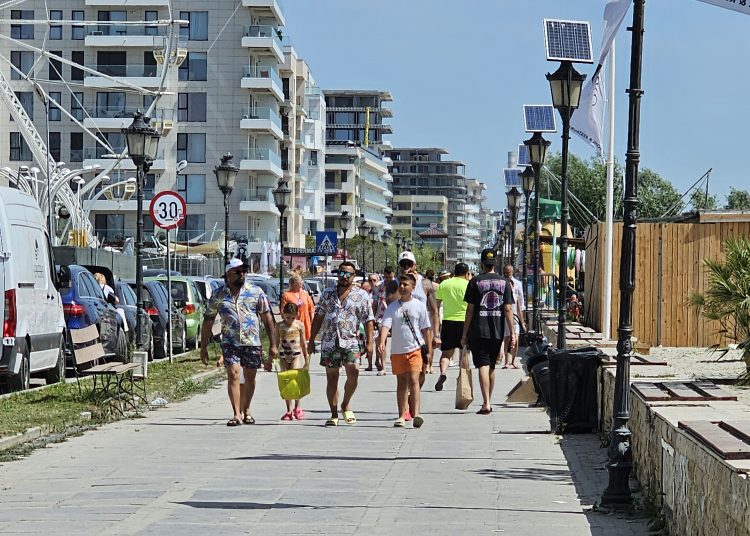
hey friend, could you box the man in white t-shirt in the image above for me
[377,273,432,428]
[501,264,526,369]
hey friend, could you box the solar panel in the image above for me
[504,168,522,188]
[544,19,593,63]
[517,144,530,167]
[523,105,557,133]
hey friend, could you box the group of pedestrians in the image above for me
[200,248,524,428]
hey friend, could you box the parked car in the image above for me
[303,278,322,301]
[146,275,205,349]
[246,276,280,306]
[126,280,187,359]
[114,280,154,360]
[0,188,66,392]
[59,264,127,365]
[189,275,224,302]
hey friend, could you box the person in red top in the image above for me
[280,274,315,341]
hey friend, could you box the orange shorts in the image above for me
[391,348,423,375]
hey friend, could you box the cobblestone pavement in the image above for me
[0,362,652,535]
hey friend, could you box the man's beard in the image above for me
[229,276,245,288]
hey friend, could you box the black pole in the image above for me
[279,211,284,293]
[223,192,230,265]
[511,215,517,268]
[522,191,530,320]
[532,164,541,332]
[384,239,388,269]
[371,239,376,274]
[361,237,367,280]
[603,0,644,506]
[342,232,347,263]
[557,68,572,351]
[135,164,144,348]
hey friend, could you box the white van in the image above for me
[0,187,66,392]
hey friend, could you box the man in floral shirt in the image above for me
[200,259,278,427]
[307,261,374,426]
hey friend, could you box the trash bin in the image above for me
[531,361,551,405]
[547,346,603,434]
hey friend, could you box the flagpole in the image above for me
[603,40,616,340]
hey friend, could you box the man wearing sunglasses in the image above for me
[201,258,279,427]
[308,261,374,426]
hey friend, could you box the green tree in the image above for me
[725,188,750,210]
[690,189,719,211]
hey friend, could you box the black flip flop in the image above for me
[242,415,256,425]
[476,407,492,415]
[227,418,242,427]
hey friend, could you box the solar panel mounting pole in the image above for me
[603,41,617,341]
[603,0,645,506]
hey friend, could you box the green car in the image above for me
[145,276,206,350]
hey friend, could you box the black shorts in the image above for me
[469,339,503,369]
[440,320,464,351]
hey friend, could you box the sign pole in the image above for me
[167,228,173,363]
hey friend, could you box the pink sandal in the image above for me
[281,412,293,421]
[293,408,305,420]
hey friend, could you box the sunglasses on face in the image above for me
[339,272,355,279]
[229,269,248,275]
[399,261,414,268]
[368,278,377,283]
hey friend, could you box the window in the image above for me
[49,92,61,121]
[96,92,125,116]
[178,52,207,81]
[94,214,125,243]
[143,173,156,200]
[177,133,206,163]
[96,51,126,77]
[49,132,61,162]
[11,10,34,40]
[49,51,63,80]
[72,10,85,40]
[50,10,63,39]
[71,93,83,121]
[10,133,32,161]
[143,51,157,77]
[177,93,207,122]
[309,151,318,167]
[71,51,84,81]
[179,11,208,41]
[177,174,206,203]
[98,10,127,36]
[144,11,159,36]
[10,51,34,80]
[179,214,205,241]
[13,92,33,120]
[143,94,156,110]
[70,132,83,162]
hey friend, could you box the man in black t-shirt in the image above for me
[461,248,515,414]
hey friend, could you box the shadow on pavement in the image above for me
[223,453,494,462]
[473,467,572,481]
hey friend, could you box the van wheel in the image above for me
[115,329,128,363]
[45,336,66,384]
[9,348,30,392]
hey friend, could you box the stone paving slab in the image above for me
[0,362,651,535]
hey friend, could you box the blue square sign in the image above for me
[316,231,337,255]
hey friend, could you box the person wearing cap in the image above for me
[200,258,279,427]
[434,262,471,392]
[461,248,515,414]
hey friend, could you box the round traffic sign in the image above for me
[149,191,187,230]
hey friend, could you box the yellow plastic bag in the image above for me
[276,367,311,401]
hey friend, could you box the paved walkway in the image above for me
[0,362,650,535]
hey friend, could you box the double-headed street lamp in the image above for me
[214,154,239,266]
[507,186,522,268]
[338,210,351,263]
[547,61,586,350]
[524,131,550,332]
[369,226,378,274]
[122,111,161,349]
[521,166,535,316]
[273,179,291,292]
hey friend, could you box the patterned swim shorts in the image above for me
[319,348,360,368]
[221,343,263,369]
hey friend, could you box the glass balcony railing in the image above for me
[244,25,282,45]
[84,147,164,160]
[88,25,166,37]
[243,65,282,87]
[87,64,161,77]
[241,187,276,203]
[84,106,173,121]
[240,148,281,167]
[241,106,281,128]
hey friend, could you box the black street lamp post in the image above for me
[503,222,512,266]
[603,0,646,506]
[273,180,291,294]
[122,111,160,349]
[507,187,522,269]
[547,61,586,350]
[525,131,551,332]
[395,234,403,256]
[214,154,239,266]
[358,218,368,280]
[521,166,535,317]
[382,229,392,268]
[369,226,377,274]
[338,210,351,263]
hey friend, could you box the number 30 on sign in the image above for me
[149,191,187,230]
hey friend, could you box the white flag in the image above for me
[696,0,750,16]
[571,0,630,153]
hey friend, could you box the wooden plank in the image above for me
[632,382,671,401]
[663,382,705,400]
[719,421,750,443]
[679,420,750,460]
[692,381,738,401]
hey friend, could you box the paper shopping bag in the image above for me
[455,351,474,410]
[277,368,311,401]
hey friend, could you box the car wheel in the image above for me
[115,329,129,363]
[9,347,30,392]
[154,328,168,360]
[175,326,186,354]
[45,335,66,384]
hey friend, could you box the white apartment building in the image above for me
[0,1,321,255]
[465,178,486,266]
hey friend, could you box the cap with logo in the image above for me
[398,251,416,264]
[480,248,497,265]
[225,258,249,274]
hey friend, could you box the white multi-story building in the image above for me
[0,1,324,258]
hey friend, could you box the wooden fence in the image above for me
[584,217,750,348]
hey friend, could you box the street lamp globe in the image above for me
[358,218,369,239]
[546,62,587,111]
[214,153,239,195]
[521,166,535,196]
[524,132,551,167]
[507,187,522,212]
[273,179,291,212]
[338,210,351,235]
[121,110,161,166]
[368,226,377,242]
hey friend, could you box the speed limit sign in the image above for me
[149,191,187,230]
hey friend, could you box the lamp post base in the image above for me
[602,425,633,505]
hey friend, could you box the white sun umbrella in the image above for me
[260,241,268,274]
[269,242,278,271]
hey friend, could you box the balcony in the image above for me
[382,172,393,183]
[324,203,354,215]
[465,204,480,215]
[241,66,284,102]
[82,106,173,130]
[242,0,285,27]
[241,25,283,62]
[240,106,283,139]
[85,26,166,47]
[86,0,168,4]
[83,147,165,171]
[238,187,281,215]
[84,64,162,89]
[239,148,283,178]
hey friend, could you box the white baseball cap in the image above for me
[398,251,416,264]
[225,258,249,274]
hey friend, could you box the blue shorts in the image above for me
[221,343,263,369]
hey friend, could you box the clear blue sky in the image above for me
[282,0,750,212]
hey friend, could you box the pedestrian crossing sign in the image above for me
[316,231,338,255]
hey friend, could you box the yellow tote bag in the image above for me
[275,361,311,400]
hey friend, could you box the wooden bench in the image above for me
[70,325,146,414]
